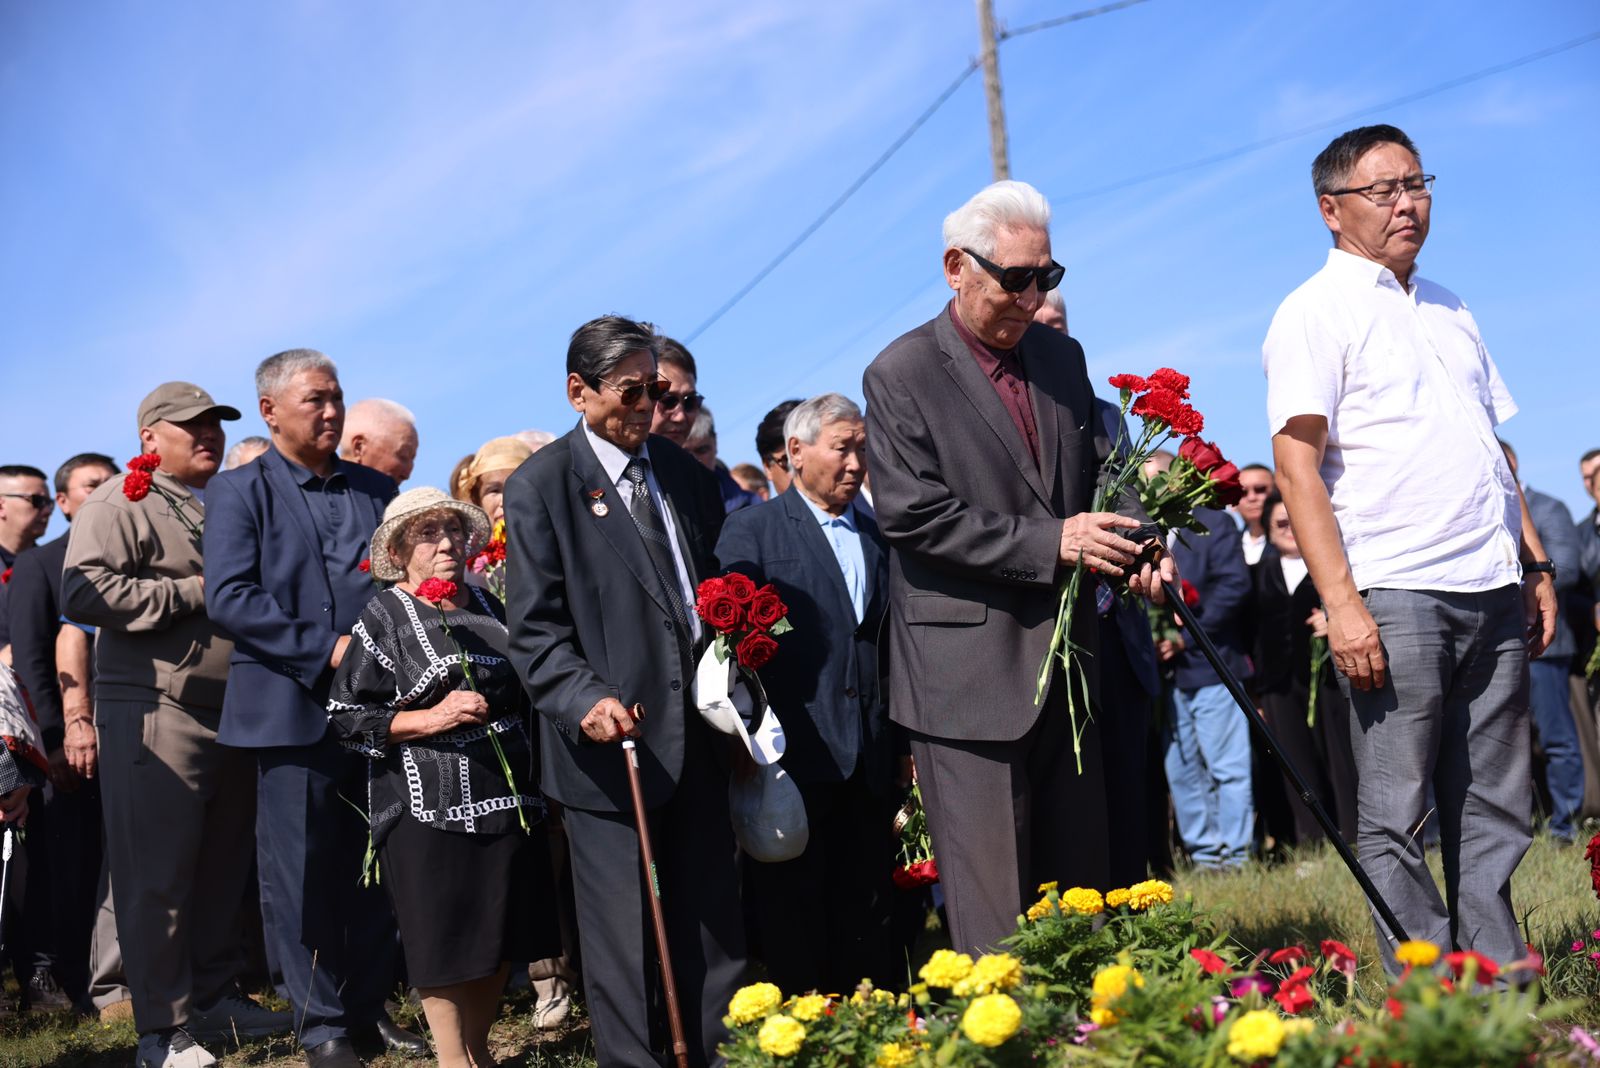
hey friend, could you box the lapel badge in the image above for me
[587,488,609,517]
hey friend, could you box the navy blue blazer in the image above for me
[203,447,396,748]
[1169,506,1253,691]
[503,427,726,812]
[715,486,891,788]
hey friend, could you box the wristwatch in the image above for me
[1522,560,1556,578]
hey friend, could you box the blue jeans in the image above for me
[1529,657,1583,840]
[1164,683,1253,869]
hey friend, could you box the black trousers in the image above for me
[1094,628,1156,888]
[744,770,897,996]
[16,778,102,1001]
[1259,684,1358,846]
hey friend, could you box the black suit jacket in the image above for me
[862,306,1140,742]
[714,487,891,787]
[503,426,725,812]
[1168,507,1252,690]
[6,535,69,749]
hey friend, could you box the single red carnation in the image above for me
[1147,367,1191,397]
[0,567,10,586]
[1107,373,1149,394]
[1208,461,1244,507]
[1320,939,1359,977]
[1268,946,1307,965]
[1181,579,1201,607]
[1178,436,1225,474]
[735,629,778,670]
[123,469,154,502]
[126,453,162,472]
[414,577,459,604]
[1131,387,1183,426]
[747,585,785,630]
[358,558,371,573]
[696,591,742,633]
[1189,948,1229,975]
[723,572,757,606]
[1443,950,1498,985]
[891,858,939,889]
[1168,403,1205,437]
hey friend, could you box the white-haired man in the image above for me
[338,398,418,485]
[863,180,1172,953]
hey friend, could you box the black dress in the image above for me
[329,585,557,985]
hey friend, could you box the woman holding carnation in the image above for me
[1250,491,1357,846]
[327,487,556,1068]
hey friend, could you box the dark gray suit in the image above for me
[863,304,1133,952]
[504,425,744,1067]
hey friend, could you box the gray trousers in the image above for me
[1342,585,1531,976]
[97,698,257,1032]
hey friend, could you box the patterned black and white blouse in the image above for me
[328,585,542,847]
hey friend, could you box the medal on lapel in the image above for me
[587,488,609,517]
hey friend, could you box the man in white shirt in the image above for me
[1263,124,1557,976]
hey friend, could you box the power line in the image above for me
[1051,28,1600,203]
[684,0,1149,343]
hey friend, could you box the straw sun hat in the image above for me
[369,487,491,583]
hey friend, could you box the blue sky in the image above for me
[5,1,1598,543]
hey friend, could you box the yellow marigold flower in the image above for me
[1226,1009,1286,1061]
[1089,1006,1117,1028]
[874,1042,916,1068]
[872,988,896,1004]
[1060,887,1105,915]
[788,994,828,1022]
[953,953,1023,997]
[757,1015,807,1058]
[1105,887,1132,909]
[959,993,1022,1047]
[1394,940,1441,968]
[1037,880,1059,894]
[1125,879,1174,911]
[726,982,783,1025]
[1090,963,1145,1009]
[918,948,974,988]
[1025,897,1054,922]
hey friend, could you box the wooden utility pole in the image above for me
[975,0,1010,180]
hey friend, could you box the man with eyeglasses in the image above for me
[863,180,1172,955]
[0,464,53,660]
[649,335,706,448]
[1234,466,1276,566]
[1265,124,1558,978]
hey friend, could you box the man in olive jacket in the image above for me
[63,383,288,1068]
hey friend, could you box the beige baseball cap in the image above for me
[136,382,242,431]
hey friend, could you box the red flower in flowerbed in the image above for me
[694,573,793,671]
[1587,832,1600,902]
[1189,948,1229,975]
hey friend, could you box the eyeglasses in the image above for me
[1327,174,1435,205]
[591,376,672,406]
[411,521,466,545]
[1,492,53,510]
[656,390,704,414]
[765,452,789,472]
[962,249,1065,293]
[1241,485,1272,496]
[1272,519,1293,531]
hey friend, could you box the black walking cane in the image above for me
[1159,577,1411,945]
[621,714,691,1068]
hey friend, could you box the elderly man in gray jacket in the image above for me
[63,383,288,1068]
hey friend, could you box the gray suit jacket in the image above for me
[862,305,1136,742]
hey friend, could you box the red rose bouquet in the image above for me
[694,573,792,671]
[122,453,204,541]
[413,578,529,831]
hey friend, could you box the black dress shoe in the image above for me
[355,1017,430,1058]
[304,1038,363,1068]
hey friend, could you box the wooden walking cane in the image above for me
[622,713,691,1068]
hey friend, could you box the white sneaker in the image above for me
[136,1029,218,1068]
[532,993,570,1031]
[187,993,293,1041]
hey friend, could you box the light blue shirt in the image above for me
[798,491,866,624]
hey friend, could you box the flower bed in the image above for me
[721,878,1595,1066]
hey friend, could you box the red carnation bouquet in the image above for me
[467,518,508,600]
[123,453,204,541]
[693,572,793,670]
[1037,368,1241,772]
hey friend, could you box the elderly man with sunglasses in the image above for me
[863,180,1172,955]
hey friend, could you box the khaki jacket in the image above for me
[62,471,233,710]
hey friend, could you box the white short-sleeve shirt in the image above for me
[1262,248,1520,593]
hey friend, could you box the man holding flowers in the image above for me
[863,180,1173,955]
[1264,125,1558,975]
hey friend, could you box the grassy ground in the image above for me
[4,832,1596,1066]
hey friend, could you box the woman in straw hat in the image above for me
[327,487,557,1068]
[460,435,535,527]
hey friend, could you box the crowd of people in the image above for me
[2,123,1598,1068]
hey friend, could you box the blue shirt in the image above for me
[798,492,866,624]
[280,452,377,634]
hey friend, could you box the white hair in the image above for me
[1041,287,1065,313]
[223,436,270,470]
[784,392,862,447]
[255,348,337,399]
[685,407,716,443]
[514,429,555,453]
[346,397,416,429]
[942,180,1052,259]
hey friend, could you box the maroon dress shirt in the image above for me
[948,302,1040,469]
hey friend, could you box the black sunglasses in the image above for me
[1,492,53,510]
[962,248,1065,293]
[657,390,705,414]
[591,375,672,406]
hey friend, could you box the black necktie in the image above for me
[624,457,693,669]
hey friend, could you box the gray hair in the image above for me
[942,180,1052,259]
[515,429,555,453]
[784,392,863,447]
[223,436,270,470]
[255,348,337,399]
[685,407,716,443]
[1311,124,1421,196]
[1041,288,1065,314]
[566,315,657,383]
[346,397,416,429]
